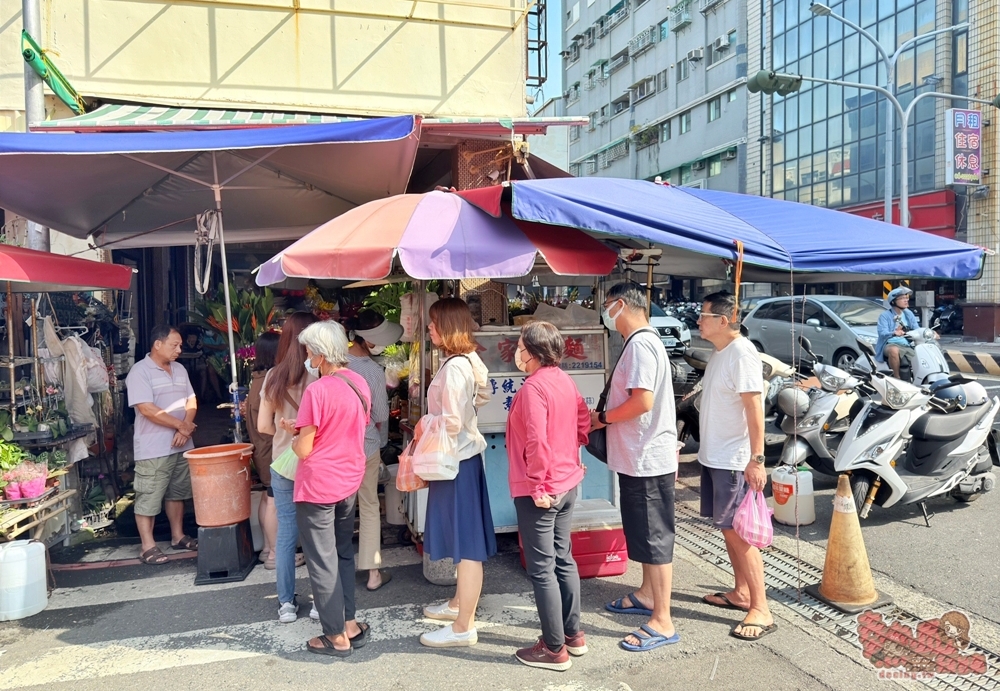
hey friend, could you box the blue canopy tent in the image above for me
[0,116,420,428]
[476,178,985,283]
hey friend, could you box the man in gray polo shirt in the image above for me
[126,325,199,565]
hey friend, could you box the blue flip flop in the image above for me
[620,624,681,652]
[605,592,654,616]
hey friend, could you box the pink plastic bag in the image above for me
[4,482,21,500]
[733,491,774,548]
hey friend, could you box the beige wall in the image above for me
[0,0,530,124]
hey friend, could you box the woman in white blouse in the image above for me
[415,298,495,649]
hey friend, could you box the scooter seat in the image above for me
[683,348,712,371]
[910,402,990,441]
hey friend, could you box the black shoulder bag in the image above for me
[585,328,658,463]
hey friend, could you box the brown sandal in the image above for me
[140,546,169,565]
[170,536,198,551]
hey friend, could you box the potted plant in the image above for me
[0,438,25,499]
[18,462,47,500]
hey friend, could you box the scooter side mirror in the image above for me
[857,338,876,357]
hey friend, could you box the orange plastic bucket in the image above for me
[184,443,254,527]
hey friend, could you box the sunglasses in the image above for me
[699,312,727,319]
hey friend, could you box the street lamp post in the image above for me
[747,71,1000,225]
[808,3,966,225]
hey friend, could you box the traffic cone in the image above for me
[805,474,892,613]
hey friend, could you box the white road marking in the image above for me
[0,593,540,688]
[47,545,422,610]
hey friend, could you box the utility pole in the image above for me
[22,0,50,252]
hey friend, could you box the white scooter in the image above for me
[834,338,1000,522]
[858,326,949,387]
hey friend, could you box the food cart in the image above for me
[255,190,622,536]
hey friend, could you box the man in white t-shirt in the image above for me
[590,282,678,652]
[696,291,774,641]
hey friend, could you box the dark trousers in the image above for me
[514,486,581,651]
[296,495,357,636]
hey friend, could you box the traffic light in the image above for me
[746,70,803,97]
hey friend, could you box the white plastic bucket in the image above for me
[384,465,407,526]
[0,540,47,621]
[771,466,816,526]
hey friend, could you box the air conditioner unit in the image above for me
[692,160,706,170]
[687,48,704,62]
[722,149,737,161]
[713,36,730,51]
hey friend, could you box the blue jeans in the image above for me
[270,471,298,605]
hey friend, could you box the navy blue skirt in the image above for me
[424,454,497,563]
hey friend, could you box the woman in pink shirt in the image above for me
[506,321,591,672]
[278,320,371,658]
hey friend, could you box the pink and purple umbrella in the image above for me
[255,190,616,285]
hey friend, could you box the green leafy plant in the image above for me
[189,282,277,351]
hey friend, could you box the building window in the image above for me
[566,83,581,103]
[728,29,737,45]
[661,120,672,141]
[587,112,597,131]
[570,126,581,143]
[632,77,656,103]
[659,18,670,41]
[677,58,690,83]
[657,68,670,92]
[708,155,722,177]
[708,97,722,122]
[567,2,580,28]
[728,89,737,102]
[612,95,629,116]
[599,104,609,123]
[680,165,693,184]
[680,111,692,134]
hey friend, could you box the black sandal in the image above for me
[170,536,198,551]
[349,622,370,649]
[306,635,353,657]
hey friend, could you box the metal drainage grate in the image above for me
[675,504,1000,690]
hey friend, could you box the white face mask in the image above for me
[304,357,320,378]
[514,346,530,372]
[368,343,385,356]
[601,300,624,332]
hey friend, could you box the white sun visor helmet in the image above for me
[356,319,404,347]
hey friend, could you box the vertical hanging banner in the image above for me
[944,109,982,185]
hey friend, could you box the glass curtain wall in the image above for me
[769,0,946,207]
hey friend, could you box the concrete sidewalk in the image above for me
[2,490,932,691]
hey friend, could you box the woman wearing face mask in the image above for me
[505,321,591,670]
[346,310,399,592]
[278,320,372,657]
[258,311,318,624]
[416,298,495,649]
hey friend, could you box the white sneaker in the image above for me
[278,601,298,624]
[423,601,460,621]
[310,605,320,621]
[420,624,478,648]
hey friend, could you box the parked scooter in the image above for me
[675,344,794,453]
[834,338,1000,520]
[934,303,964,335]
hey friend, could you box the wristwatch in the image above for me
[598,411,610,425]
[751,454,766,465]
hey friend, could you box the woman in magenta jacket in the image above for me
[506,321,591,672]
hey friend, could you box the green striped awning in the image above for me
[32,104,359,131]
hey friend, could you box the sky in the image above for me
[532,0,564,107]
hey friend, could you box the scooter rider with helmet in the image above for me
[876,286,922,379]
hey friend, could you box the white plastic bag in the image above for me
[76,340,109,393]
[733,491,774,549]
[411,415,460,481]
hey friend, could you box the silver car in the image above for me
[743,296,881,370]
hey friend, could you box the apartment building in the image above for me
[562,0,749,190]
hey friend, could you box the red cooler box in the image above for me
[518,527,628,579]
